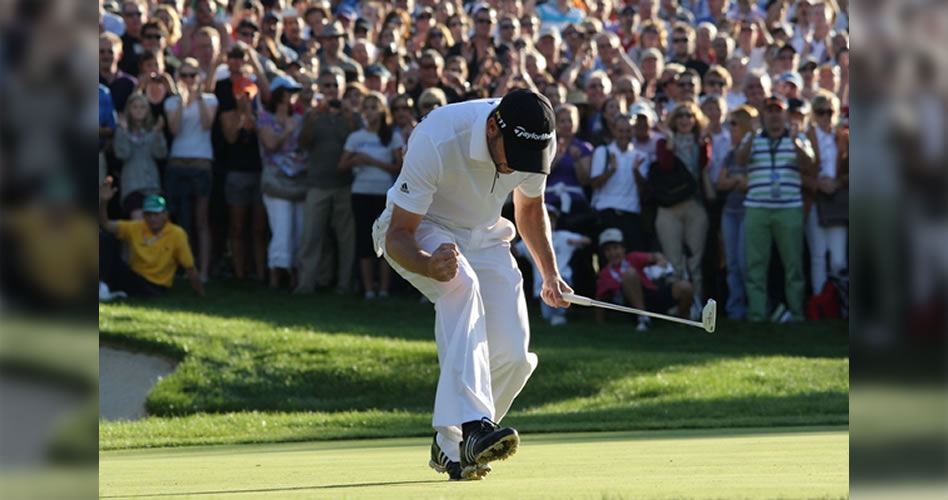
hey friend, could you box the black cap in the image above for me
[493,89,556,175]
[238,19,260,32]
[787,97,810,115]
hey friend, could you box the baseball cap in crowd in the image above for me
[799,56,819,72]
[232,75,258,99]
[365,64,391,79]
[493,89,556,175]
[142,194,167,213]
[238,19,260,32]
[537,25,561,43]
[270,74,303,92]
[337,5,358,20]
[628,101,657,125]
[263,11,281,22]
[320,21,346,38]
[619,5,637,16]
[787,97,810,115]
[779,71,803,88]
[413,6,434,20]
[598,228,624,247]
[227,44,247,60]
[763,96,788,110]
[354,18,371,33]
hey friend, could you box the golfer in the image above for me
[372,89,572,480]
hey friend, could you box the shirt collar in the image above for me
[469,100,501,164]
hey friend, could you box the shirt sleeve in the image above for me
[215,81,237,112]
[590,145,608,177]
[116,220,134,241]
[173,227,196,269]
[595,267,619,299]
[343,130,359,152]
[387,133,441,216]
[626,252,651,269]
[163,96,180,113]
[516,173,547,198]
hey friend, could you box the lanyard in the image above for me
[767,135,784,198]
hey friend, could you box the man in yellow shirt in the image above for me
[99,177,205,298]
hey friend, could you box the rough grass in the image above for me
[99,281,848,450]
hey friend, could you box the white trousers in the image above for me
[263,194,304,269]
[805,205,848,294]
[373,213,538,462]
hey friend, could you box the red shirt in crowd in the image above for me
[596,252,658,299]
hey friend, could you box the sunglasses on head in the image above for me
[814,108,834,116]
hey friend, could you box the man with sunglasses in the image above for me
[668,22,710,77]
[100,32,138,113]
[141,21,180,77]
[447,6,498,82]
[118,0,147,75]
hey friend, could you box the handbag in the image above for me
[647,156,697,207]
[816,186,849,226]
[260,165,307,201]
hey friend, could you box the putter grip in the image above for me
[562,293,592,306]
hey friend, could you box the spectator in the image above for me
[99,181,205,298]
[547,104,594,226]
[295,66,359,294]
[445,14,468,49]
[711,34,735,68]
[729,0,766,23]
[535,27,566,80]
[514,205,591,326]
[537,0,585,32]
[715,104,757,319]
[580,70,612,139]
[790,0,835,63]
[151,6,182,51]
[818,63,841,95]
[391,94,417,145]
[258,75,308,289]
[141,21,181,77]
[344,82,368,115]
[114,93,168,220]
[661,0,696,25]
[787,97,811,133]
[669,22,710,77]
[338,92,404,299]
[229,0,264,36]
[418,87,448,117]
[736,96,814,322]
[589,94,628,146]
[595,228,694,330]
[364,64,392,94]
[191,27,224,88]
[613,74,641,108]
[773,45,799,75]
[590,113,650,250]
[734,19,767,71]
[118,0,147,76]
[179,0,230,61]
[543,81,568,109]
[317,22,360,80]
[703,64,741,111]
[164,58,218,283]
[410,50,462,108]
[447,6,497,82]
[695,0,729,26]
[638,48,664,90]
[629,102,661,164]
[218,53,269,283]
[521,13,539,39]
[497,15,521,46]
[654,102,713,308]
[594,32,645,83]
[695,22,717,65]
[259,12,296,69]
[100,31,139,113]
[777,71,803,100]
[99,85,118,184]
[351,39,376,68]
[100,0,125,36]
[674,69,701,104]
[281,10,307,58]
[742,69,771,115]
[701,93,730,192]
[803,90,848,297]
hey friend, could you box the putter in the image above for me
[562,293,716,333]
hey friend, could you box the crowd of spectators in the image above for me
[98,0,849,325]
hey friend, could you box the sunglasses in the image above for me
[677,81,695,87]
[777,55,794,61]
[420,62,438,69]
[707,79,725,87]
[727,120,739,126]
[676,113,695,119]
[449,22,462,27]
[392,105,412,111]
[123,10,142,17]
[814,109,834,116]
[429,32,443,38]
[475,18,494,25]
[672,38,689,43]
[500,24,515,30]
[143,33,163,40]
[179,72,198,79]
[319,81,339,88]
[238,30,257,37]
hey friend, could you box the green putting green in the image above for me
[99,426,848,499]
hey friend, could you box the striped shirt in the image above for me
[744,130,807,209]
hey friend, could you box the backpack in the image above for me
[646,156,697,207]
[807,280,842,320]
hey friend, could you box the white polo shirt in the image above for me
[385,99,550,231]
[589,142,649,214]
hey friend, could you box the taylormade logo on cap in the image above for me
[513,125,554,142]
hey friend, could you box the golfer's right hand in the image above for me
[428,243,459,282]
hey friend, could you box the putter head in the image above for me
[702,299,717,333]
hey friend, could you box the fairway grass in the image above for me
[99,426,848,499]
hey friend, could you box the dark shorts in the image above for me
[352,193,387,260]
[225,171,262,206]
[602,283,678,313]
[166,163,213,199]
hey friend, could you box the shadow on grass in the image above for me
[99,479,444,498]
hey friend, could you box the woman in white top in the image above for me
[589,113,649,251]
[338,91,404,299]
[164,58,218,282]
[804,89,848,296]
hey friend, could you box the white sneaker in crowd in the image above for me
[550,315,567,326]
[99,281,127,302]
[364,290,377,300]
[636,317,650,332]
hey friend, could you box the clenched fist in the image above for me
[427,242,460,282]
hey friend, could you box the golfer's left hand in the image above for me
[541,276,573,309]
